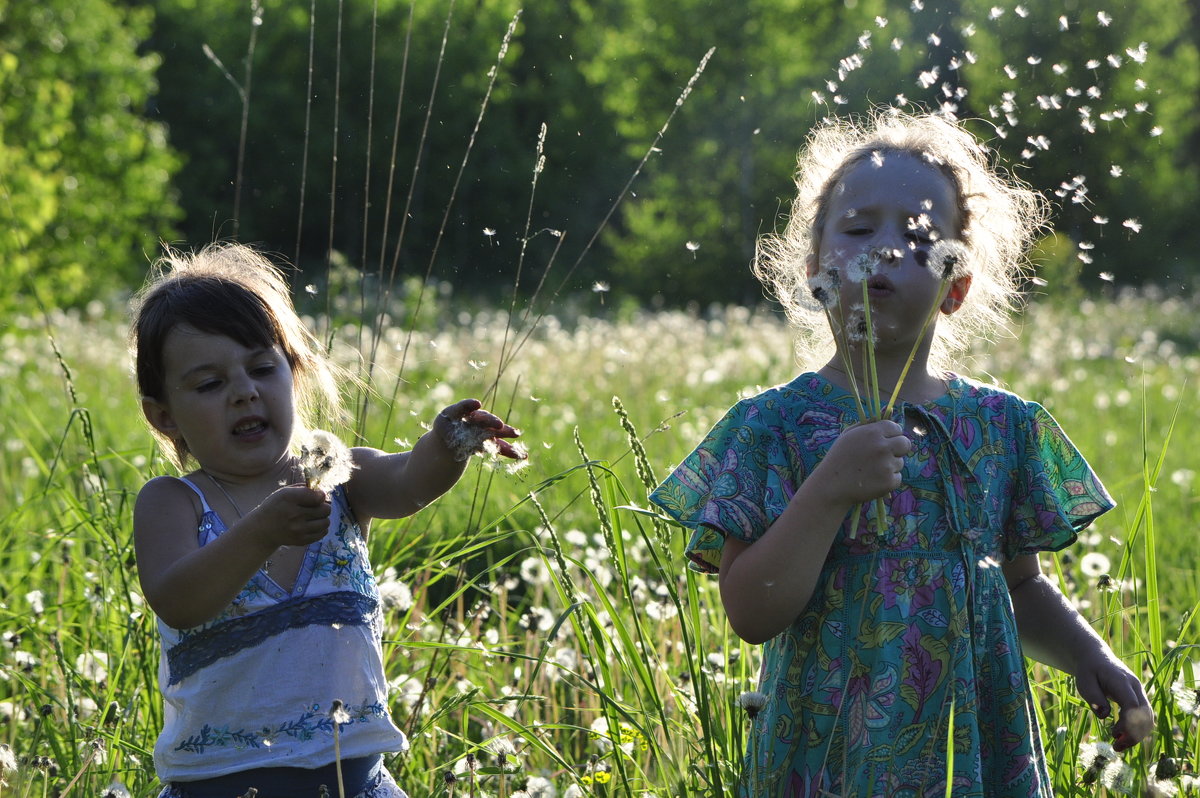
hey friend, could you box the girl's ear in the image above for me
[805,253,818,278]
[142,397,180,439]
[940,274,972,315]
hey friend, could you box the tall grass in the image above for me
[0,286,1198,796]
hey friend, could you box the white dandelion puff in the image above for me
[736,690,769,720]
[1080,551,1111,577]
[1097,11,1112,26]
[299,430,356,492]
[329,699,351,725]
[75,651,109,684]
[1122,219,1142,233]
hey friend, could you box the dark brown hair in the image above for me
[131,243,341,469]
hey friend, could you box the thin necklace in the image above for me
[202,470,286,571]
[202,470,244,519]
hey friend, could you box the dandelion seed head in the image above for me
[736,690,769,720]
[299,430,356,492]
[1080,551,1111,576]
[0,743,16,774]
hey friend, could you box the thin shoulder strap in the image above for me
[175,476,214,515]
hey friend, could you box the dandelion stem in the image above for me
[860,281,887,539]
[883,279,950,418]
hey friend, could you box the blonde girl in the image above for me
[651,112,1151,797]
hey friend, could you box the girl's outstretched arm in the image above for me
[718,419,911,644]
[1005,554,1154,752]
[347,398,521,524]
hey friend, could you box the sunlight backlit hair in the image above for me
[753,109,1049,370]
[130,242,343,469]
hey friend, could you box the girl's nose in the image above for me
[874,245,905,266]
[230,372,259,403]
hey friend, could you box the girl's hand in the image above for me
[811,419,911,505]
[1077,655,1154,752]
[435,398,525,460]
[248,485,332,548]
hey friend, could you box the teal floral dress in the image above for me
[650,373,1113,798]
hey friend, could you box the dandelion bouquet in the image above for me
[805,238,969,538]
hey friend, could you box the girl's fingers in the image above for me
[440,398,483,421]
[463,409,520,437]
[492,438,527,460]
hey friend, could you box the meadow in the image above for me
[0,282,1198,797]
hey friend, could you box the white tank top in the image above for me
[153,478,408,782]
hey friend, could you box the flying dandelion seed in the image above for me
[1059,15,1069,30]
[875,16,888,27]
[1097,11,1113,26]
[1122,219,1142,233]
[304,284,318,296]
[1027,55,1042,65]
[1150,126,1164,137]
[686,241,701,257]
[910,0,923,9]
[1110,165,1123,177]
[1106,54,1122,68]
[1099,272,1115,282]
[1093,215,1109,224]
[989,7,1004,20]
[591,281,610,294]
[927,32,941,46]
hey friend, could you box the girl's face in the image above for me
[811,152,969,352]
[142,324,297,482]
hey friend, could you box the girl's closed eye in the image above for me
[195,379,221,393]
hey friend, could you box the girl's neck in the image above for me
[192,456,297,493]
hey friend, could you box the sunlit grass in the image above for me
[0,287,1198,796]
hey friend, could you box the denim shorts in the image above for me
[157,756,408,798]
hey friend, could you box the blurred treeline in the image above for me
[2,0,1198,316]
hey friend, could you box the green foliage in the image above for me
[0,0,181,315]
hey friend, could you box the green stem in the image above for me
[860,281,887,539]
[884,279,950,418]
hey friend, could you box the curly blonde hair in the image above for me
[130,242,344,470]
[754,110,1049,370]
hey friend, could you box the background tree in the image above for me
[0,0,180,317]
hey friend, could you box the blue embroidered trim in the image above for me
[166,591,378,685]
[172,700,388,754]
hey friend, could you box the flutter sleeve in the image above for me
[649,393,804,573]
[1004,400,1115,559]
